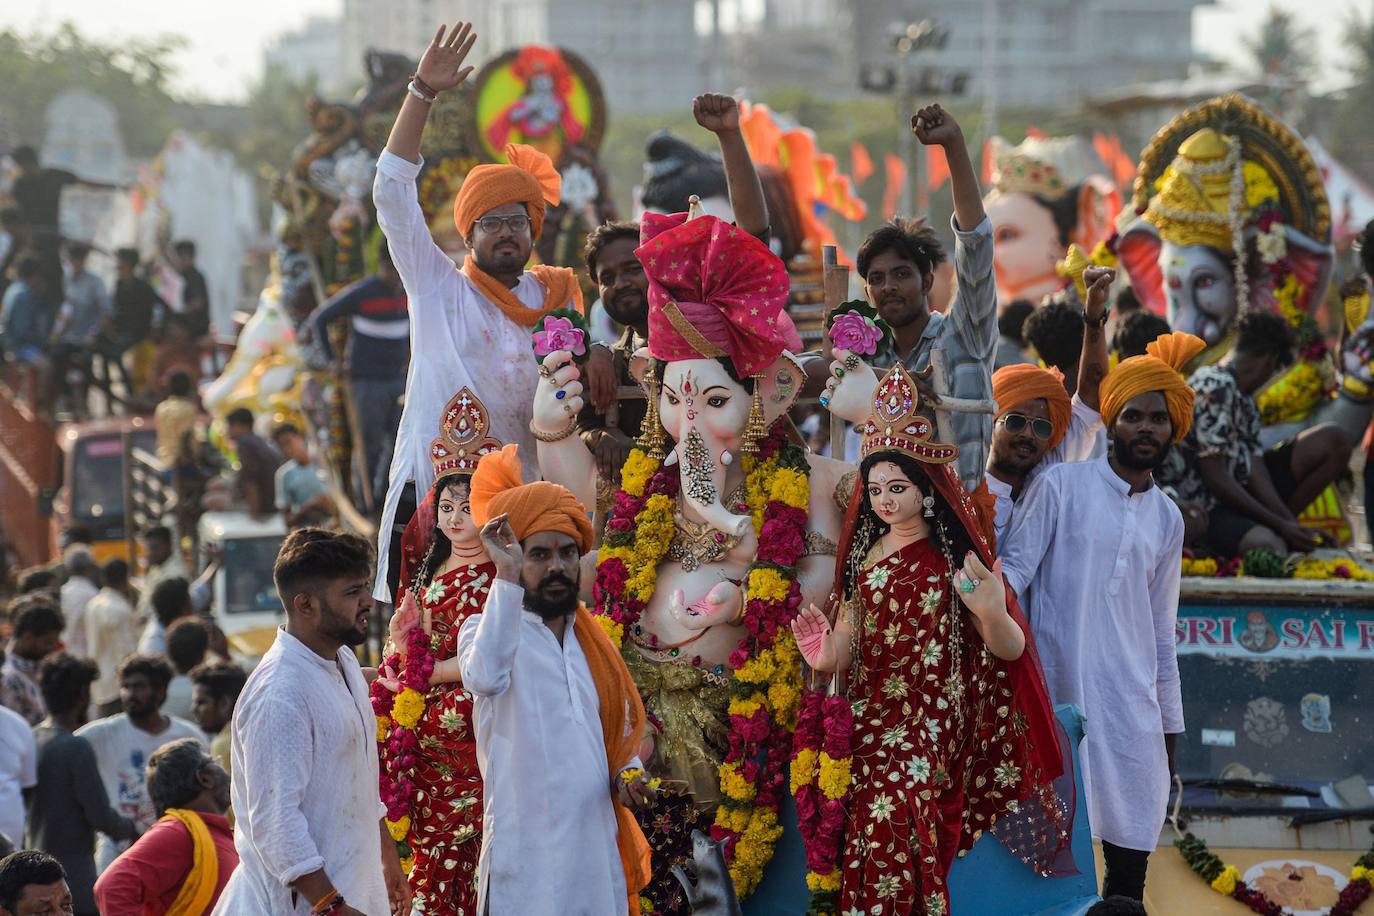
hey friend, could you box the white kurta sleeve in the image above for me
[1149,510,1186,734]
[456,578,525,697]
[998,469,1061,596]
[373,150,458,304]
[236,696,326,885]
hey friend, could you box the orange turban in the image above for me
[992,364,1072,451]
[469,444,594,553]
[453,143,562,241]
[1098,331,1206,442]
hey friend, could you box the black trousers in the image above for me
[1101,840,1151,900]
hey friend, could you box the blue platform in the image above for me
[743,704,1101,915]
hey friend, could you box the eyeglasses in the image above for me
[999,412,1054,441]
[474,214,531,234]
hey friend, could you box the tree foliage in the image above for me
[0,23,183,158]
[1241,5,1317,83]
[1329,1,1374,182]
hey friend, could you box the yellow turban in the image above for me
[1098,331,1207,442]
[453,143,562,241]
[469,444,593,553]
[992,364,1072,451]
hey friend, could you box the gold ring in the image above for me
[538,365,553,379]
[844,354,860,370]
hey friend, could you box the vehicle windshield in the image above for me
[222,535,285,615]
[69,431,157,538]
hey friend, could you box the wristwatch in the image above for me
[1081,308,1109,328]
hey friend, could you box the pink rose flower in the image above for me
[531,316,587,358]
[829,311,883,356]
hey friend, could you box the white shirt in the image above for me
[0,704,37,848]
[213,629,388,916]
[84,589,140,707]
[164,674,195,721]
[372,150,549,602]
[990,394,1107,544]
[999,457,1185,851]
[60,575,99,658]
[137,554,189,622]
[75,712,207,871]
[456,580,629,915]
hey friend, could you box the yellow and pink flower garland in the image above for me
[790,688,853,911]
[371,622,435,874]
[593,420,810,898]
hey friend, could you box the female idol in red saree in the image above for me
[374,386,502,916]
[791,364,1068,915]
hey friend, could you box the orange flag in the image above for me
[927,145,951,192]
[851,141,875,187]
[883,153,908,220]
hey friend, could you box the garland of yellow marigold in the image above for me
[592,420,810,898]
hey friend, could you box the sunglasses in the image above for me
[999,412,1054,441]
[474,214,531,234]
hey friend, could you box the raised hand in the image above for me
[955,553,1007,623]
[417,21,478,93]
[532,350,584,434]
[821,347,880,424]
[789,604,839,672]
[911,104,963,148]
[1083,265,1115,323]
[479,514,523,582]
[692,93,741,134]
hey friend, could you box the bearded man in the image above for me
[214,530,409,916]
[986,266,1113,542]
[999,331,1204,903]
[455,446,653,915]
[373,21,613,602]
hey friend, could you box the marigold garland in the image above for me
[592,420,811,898]
[370,621,436,873]
[1176,832,1374,915]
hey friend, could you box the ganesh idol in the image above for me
[1116,95,1336,364]
[982,134,1121,306]
[528,206,858,898]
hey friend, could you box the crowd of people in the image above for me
[2,14,1373,916]
[0,154,217,420]
[0,534,246,914]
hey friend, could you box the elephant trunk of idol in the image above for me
[677,428,751,538]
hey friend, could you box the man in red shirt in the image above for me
[93,738,237,914]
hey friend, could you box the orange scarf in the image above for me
[573,605,651,915]
[462,259,584,327]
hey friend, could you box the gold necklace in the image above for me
[666,481,749,572]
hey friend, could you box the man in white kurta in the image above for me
[371,26,594,603]
[458,578,630,914]
[452,454,652,916]
[214,530,398,915]
[1000,369,1190,902]
[1000,454,1184,839]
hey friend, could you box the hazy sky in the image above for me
[0,0,1364,103]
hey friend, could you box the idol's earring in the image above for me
[922,495,936,518]
[636,361,667,461]
[742,375,767,456]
